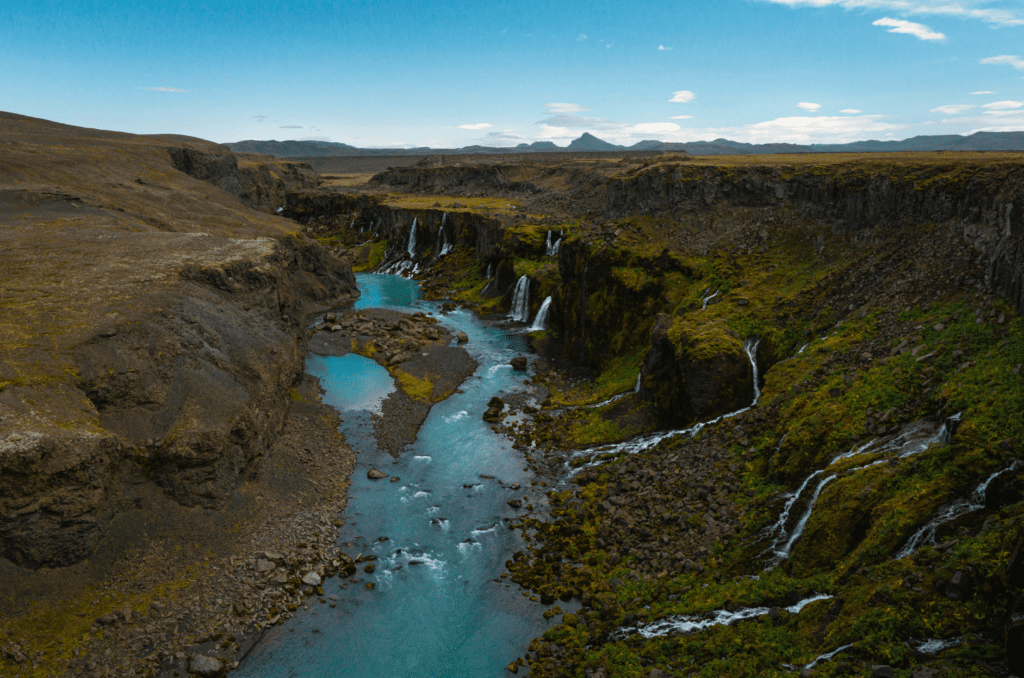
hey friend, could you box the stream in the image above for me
[236,273,562,677]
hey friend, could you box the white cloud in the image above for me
[797,102,822,111]
[634,122,682,133]
[741,114,906,143]
[544,103,589,113]
[577,33,588,41]
[872,17,945,40]
[972,90,995,95]
[671,115,694,119]
[983,100,1024,109]
[144,87,186,92]
[658,45,672,51]
[840,109,862,114]
[279,125,303,129]
[930,104,974,114]
[669,90,696,103]
[981,55,1024,70]
[755,1,1024,27]
[252,115,267,121]
[298,137,331,142]
[932,107,1024,133]
[458,123,493,130]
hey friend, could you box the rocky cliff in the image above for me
[0,112,356,568]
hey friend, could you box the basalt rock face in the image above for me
[553,240,693,371]
[169,147,322,212]
[604,163,1024,314]
[369,165,543,196]
[284,192,506,264]
[640,314,754,428]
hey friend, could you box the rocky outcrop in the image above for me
[639,314,754,427]
[168,147,322,212]
[604,163,1024,314]
[284,192,507,265]
[0,235,356,568]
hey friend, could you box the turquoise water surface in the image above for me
[236,274,560,677]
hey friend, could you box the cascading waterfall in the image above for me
[761,416,959,568]
[486,263,493,279]
[436,213,454,256]
[407,218,418,259]
[509,276,532,323]
[545,230,562,256]
[510,276,530,322]
[613,593,831,640]
[528,296,552,331]
[565,338,761,472]
[897,459,1020,558]
[701,288,720,309]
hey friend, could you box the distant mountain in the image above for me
[567,132,622,151]
[226,130,1024,158]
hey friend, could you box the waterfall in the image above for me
[613,593,831,640]
[701,288,720,310]
[528,297,553,331]
[407,218,417,258]
[566,336,763,470]
[765,474,837,567]
[762,416,959,568]
[510,276,530,322]
[546,230,562,256]
[897,460,1020,558]
[486,262,493,279]
[437,213,453,256]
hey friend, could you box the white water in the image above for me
[897,460,1020,558]
[510,276,530,322]
[565,339,761,473]
[761,415,960,567]
[437,213,454,256]
[486,263,493,279]
[545,230,562,256]
[528,296,553,331]
[701,288,720,309]
[407,218,418,258]
[804,643,854,669]
[615,593,831,640]
[584,372,643,410]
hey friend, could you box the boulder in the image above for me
[640,314,754,427]
[488,396,505,408]
[483,407,502,422]
[302,572,322,587]
[456,331,469,344]
[367,467,388,480]
[510,357,528,371]
[189,654,225,678]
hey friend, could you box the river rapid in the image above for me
[236,273,562,677]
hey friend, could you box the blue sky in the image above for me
[2,0,1023,148]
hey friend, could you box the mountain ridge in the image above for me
[226,130,1024,158]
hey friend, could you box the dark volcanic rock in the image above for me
[640,314,754,427]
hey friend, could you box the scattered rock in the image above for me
[302,572,322,587]
[255,559,275,573]
[483,407,502,422]
[488,396,505,408]
[507,499,523,509]
[456,331,469,343]
[872,665,894,678]
[510,357,528,371]
[367,467,389,480]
